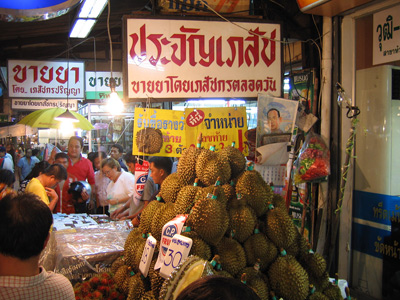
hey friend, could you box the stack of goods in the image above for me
[109,140,347,300]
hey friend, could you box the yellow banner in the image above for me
[185,107,248,155]
[133,108,186,157]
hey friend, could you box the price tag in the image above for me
[159,234,193,279]
[139,235,157,277]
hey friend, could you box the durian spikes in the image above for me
[241,273,247,284]
[345,287,352,300]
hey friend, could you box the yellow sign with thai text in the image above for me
[133,108,186,157]
[185,107,248,155]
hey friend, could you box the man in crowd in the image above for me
[16,148,39,181]
[25,164,67,212]
[0,193,75,299]
[62,136,95,214]
[52,152,69,213]
[0,146,14,173]
[110,143,128,172]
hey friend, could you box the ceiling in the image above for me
[0,0,323,64]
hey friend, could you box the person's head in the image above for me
[25,160,51,181]
[68,136,83,159]
[110,144,124,160]
[0,193,53,260]
[32,148,40,158]
[0,146,6,158]
[25,148,33,158]
[93,151,107,171]
[0,169,15,187]
[176,276,261,300]
[123,151,137,173]
[148,156,172,185]
[267,108,282,132]
[40,164,68,187]
[101,157,121,181]
[54,152,69,169]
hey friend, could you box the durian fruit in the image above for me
[181,229,212,260]
[227,194,257,243]
[214,235,247,277]
[136,127,163,154]
[159,255,215,300]
[160,173,185,204]
[139,196,164,234]
[140,290,157,300]
[149,258,165,298]
[111,255,126,275]
[271,192,287,211]
[264,205,297,251]
[239,265,270,300]
[222,180,236,202]
[196,178,228,206]
[177,134,204,185]
[308,290,329,300]
[174,179,202,215]
[124,228,145,270]
[299,246,327,279]
[219,141,247,179]
[187,187,229,246]
[244,227,278,271]
[126,272,148,300]
[114,265,131,294]
[268,253,310,300]
[150,202,176,241]
[323,284,342,300]
[309,272,331,292]
[195,145,231,186]
[236,162,273,217]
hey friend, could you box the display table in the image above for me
[40,214,131,284]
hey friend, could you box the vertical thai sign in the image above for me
[8,60,84,98]
[133,108,186,157]
[373,4,400,65]
[185,107,248,155]
[85,71,123,100]
[126,18,281,99]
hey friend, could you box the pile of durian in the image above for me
[111,137,345,300]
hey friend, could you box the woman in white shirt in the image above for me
[101,158,138,217]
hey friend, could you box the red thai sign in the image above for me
[8,60,85,98]
[126,19,281,99]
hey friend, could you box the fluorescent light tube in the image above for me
[69,19,96,38]
[79,0,108,18]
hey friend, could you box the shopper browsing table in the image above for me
[101,158,136,218]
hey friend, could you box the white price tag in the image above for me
[160,234,193,279]
[139,235,157,277]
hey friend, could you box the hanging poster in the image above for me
[256,94,298,165]
[133,108,186,157]
[185,107,248,155]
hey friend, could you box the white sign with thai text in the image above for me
[12,99,78,111]
[8,60,85,98]
[126,19,281,99]
[85,71,123,100]
[373,4,400,65]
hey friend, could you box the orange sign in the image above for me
[296,0,330,11]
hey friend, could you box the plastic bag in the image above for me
[293,132,330,184]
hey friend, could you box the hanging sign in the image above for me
[126,18,281,99]
[185,107,248,155]
[373,4,400,65]
[133,108,186,157]
[85,71,123,100]
[8,60,85,98]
